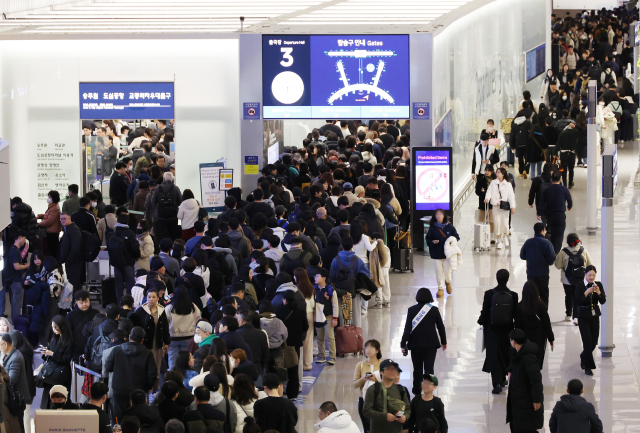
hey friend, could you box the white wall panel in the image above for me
[433,0,549,196]
[553,0,617,9]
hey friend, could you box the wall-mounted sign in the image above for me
[243,102,261,119]
[412,102,430,119]
[199,163,226,212]
[79,82,175,119]
[219,169,234,190]
[244,155,259,174]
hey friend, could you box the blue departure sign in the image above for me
[79,82,174,119]
[263,35,409,119]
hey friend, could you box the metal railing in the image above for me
[1,0,74,16]
[70,362,103,404]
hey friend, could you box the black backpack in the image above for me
[490,290,514,326]
[333,255,358,297]
[107,233,129,268]
[81,230,101,262]
[156,183,178,219]
[89,325,110,371]
[564,247,585,285]
[282,251,306,275]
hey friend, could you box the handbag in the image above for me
[36,226,47,239]
[35,358,70,387]
[282,343,299,369]
[394,229,412,249]
[498,186,511,211]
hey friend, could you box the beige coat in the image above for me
[97,213,117,244]
[554,243,593,284]
[136,232,154,271]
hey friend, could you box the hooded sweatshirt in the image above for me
[316,410,361,433]
[264,248,285,273]
[271,282,306,318]
[105,341,157,396]
[549,394,603,433]
[330,251,371,281]
[178,198,201,230]
[259,312,288,348]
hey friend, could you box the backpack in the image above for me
[333,255,358,296]
[490,290,514,326]
[107,233,129,268]
[156,183,178,219]
[6,380,25,416]
[89,325,111,371]
[288,204,301,223]
[564,247,585,285]
[609,101,622,122]
[282,251,306,275]
[81,230,101,262]
[538,180,552,203]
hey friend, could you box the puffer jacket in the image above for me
[554,243,593,284]
[315,410,361,433]
[177,198,201,230]
[136,232,154,271]
[39,202,61,234]
[165,303,201,339]
[259,312,288,348]
[444,236,463,271]
[12,203,37,242]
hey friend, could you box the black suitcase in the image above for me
[391,248,414,273]
[101,277,117,308]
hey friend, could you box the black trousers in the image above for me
[546,213,566,254]
[153,219,179,242]
[66,261,84,293]
[560,152,576,187]
[285,345,301,399]
[111,393,130,426]
[410,347,437,396]
[578,316,599,370]
[528,275,550,306]
[358,397,370,433]
[46,232,60,261]
[517,154,527,174]
[563,284,577,317]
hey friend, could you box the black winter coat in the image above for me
[217,331,254,361]
[319,234,342,271]
[85,318,120,371]
[45,335,75,383]
[478,285,518,373]
[514,303,554,368]
[425,223,459,260]
[506,340,544,432]
[11,203,37,244]
[282,303,309,347]
[65,305,99,362]
[236,324,269,373]
[59,223,83,267]
[113,226,141,267]
[25,281,51,333]
[526,134,548,164]
[71,208,98,236]
[475,174,494,211]
[528,172,552,216]
[401,303,446,350]
[549,394,603,433]
[576,126,588,159]
[109,171,130,207]
[104,342,158,395]
[556,128,578,152]
[135,305,171,350]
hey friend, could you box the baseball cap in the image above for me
[150,257,165,272]
[203,373,220,392]
[49,385,69,398]
[343,182,353,191]
[196,321,213,334]
[423,374,438,386]
[380,359,402,373]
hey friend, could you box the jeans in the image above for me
[316,316,336,361]
[10,281,23,323]
[168,339,190,371]
[529,161,544,178]
[114,265,135,304]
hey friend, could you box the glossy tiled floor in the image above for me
[297,142,640,433]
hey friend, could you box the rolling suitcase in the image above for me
[335,324,364,357]
[391,226,414,273]
[474,204,491,251]
[101,277,117,308]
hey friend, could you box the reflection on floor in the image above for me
[297,141,640,433]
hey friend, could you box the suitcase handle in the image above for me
[484,202,490,224]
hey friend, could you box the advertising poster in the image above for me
[415,149,452,211]
[199,163,225,212]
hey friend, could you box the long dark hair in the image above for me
[230,373,258,406]
[521,281,546,315]
[29,250,44,275]
[350,220,364,244]
[172,350,193,377]
[192,249,209,270]
[293,268,314,300]
[209,338,230,372]
[10,330,33,367]
[212,362,230,397]
[52,315,73,347]
[171,286,194,315]
[429,209,449,225]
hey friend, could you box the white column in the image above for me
[587,80,598,235]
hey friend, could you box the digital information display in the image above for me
[263,35,410,119]
[525,44,546,82]
[415,149,452,211]
[79,82,174,119]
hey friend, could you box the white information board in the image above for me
[35,409,98,433]
[199,162,226,212]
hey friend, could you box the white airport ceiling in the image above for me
[0,0,474,35]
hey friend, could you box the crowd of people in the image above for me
[0,8,635,431]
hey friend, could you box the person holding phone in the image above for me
[363,359,411,433]
[353,340,382,433]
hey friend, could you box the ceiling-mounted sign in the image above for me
[79,82,175,119]
[243,102,261,119]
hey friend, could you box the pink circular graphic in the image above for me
[248,108,256,116]
[417,168,448,202]
[417,108,425,116]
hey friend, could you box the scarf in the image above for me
[433,222,446,229]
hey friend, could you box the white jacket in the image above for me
[443,236,463,271]
[232,392,267,433]
[177,198,201,230]
[484,179,515,209]
[473,143,496,175]
[315,410,361,433]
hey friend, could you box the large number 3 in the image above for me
[280,47,293,67]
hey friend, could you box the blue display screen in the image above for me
[525,44,546,82]
[415,150,451,211]
[79,82,174,119]
[263,35,409,119]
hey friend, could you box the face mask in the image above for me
[599,102,605,106]
[563,96,567,100]
[128,165,133,171]
[193,334,202,344]
[47,197,53,204]
[53,402,65,409]
[91,201,97,208]
[136,228,144,235]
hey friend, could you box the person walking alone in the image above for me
[575,265,605,376]
[484,168,516,250]
[519,223,556,305]
[549,379,603,433]
[555,234,593,323]
[540,172,572,254]
[514,282,555,369]
[424,209,460,297]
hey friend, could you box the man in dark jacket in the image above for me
[281,237,312,275]
[110,162,130,207]
[151,172,183,242]
[528,163,554,223]
[280,290,309,399]
[59,212,84,294]
[319,233,342,271]
[540,173,573,254]
[80,382,112,433]
[244,188,275,224]
[66,290,99,362]
[10,197,37,248]
[71,196,98,236]
[510,115,532,177]
[549,379,603,433]
[506,329,544,433]
[84,303,120,371]
[556,122,578,188]
[519,223,556,305]
[104,327,158,425]
[108,214,141,303]
[236,310,270,379]
[182,386,226,433]
[124,389,165,433]
[477,269,518,395]
[216,316,254,361]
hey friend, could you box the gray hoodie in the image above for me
[259,312,288,348]
[228,229,251,259]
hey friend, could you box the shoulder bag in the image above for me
[532,136,547,161]
[498,184,511,211]
[35,355,70,388]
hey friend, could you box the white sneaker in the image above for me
[504,236,510,247]
[583,163,587,168]
[573,318,579,326]
[565,315,572,322]
[496,241,504,249]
